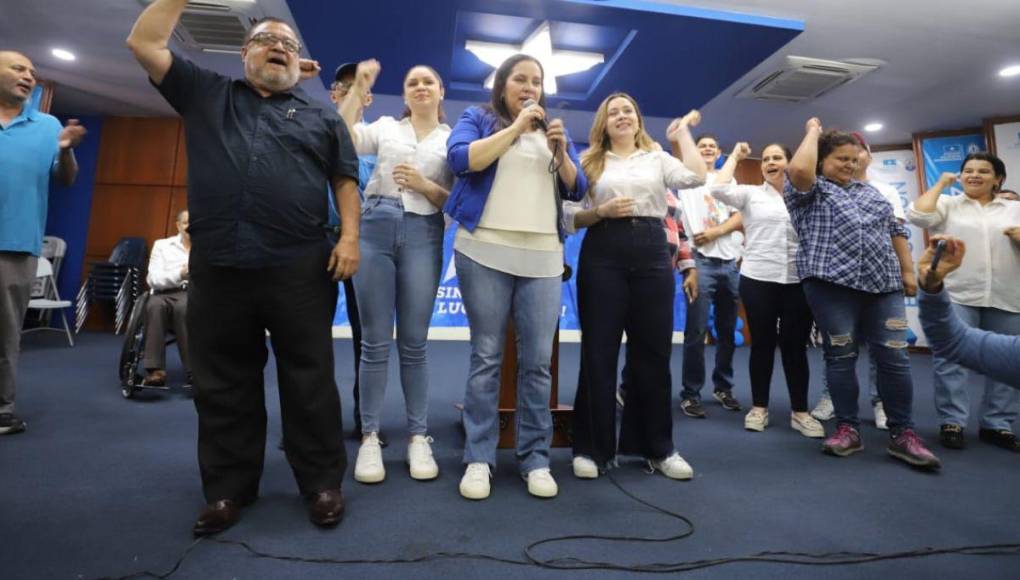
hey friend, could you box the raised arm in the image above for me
[339,59,379,147]
[666,110,707,180]
[125,0,189,84]
[464,105,544,172]
[908,172,955,229]
[713,142,751,187]
[788,117,822,192]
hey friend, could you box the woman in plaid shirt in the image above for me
[785,117,941,470]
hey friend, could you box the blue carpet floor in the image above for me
[2,332,1019,579]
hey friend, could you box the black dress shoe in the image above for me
[979,429,1020,453]
[193,499,241,537]
[308,488,345,527]
[939,424,965,449]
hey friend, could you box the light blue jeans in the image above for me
[353,196,444,436]
[455,251,561,475]
[933,304,1020,431]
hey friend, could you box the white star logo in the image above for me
[465,21,605,95]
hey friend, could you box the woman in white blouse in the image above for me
[339,61,454,484]
[568,93,706,480]
[908,152,1020,453]
[709,144,824,438]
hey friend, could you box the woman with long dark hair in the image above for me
[709,143,823,437]
[785,117,940,470]
[566,93,705,479]
[339,61,454,484]
[909,152,1020,452]
[445,54,586,499]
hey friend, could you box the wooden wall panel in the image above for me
[735,158,764,185]
[165,187,189,235]
[95,117,180,186]
[172,124,188,187]
[86,184,174,259]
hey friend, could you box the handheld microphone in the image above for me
[522,98,547,131]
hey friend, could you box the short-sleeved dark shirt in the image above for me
[154,53,359,268]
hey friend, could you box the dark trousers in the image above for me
[573,218,675,464]
[738,276,813,411]
[344,277,364,435]
[188,246,346,502]
[142,289,190,372]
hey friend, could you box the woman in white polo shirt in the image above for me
[709,143,824,437]
[908,152,1020,453]
[339,61,454,484]
[568,93,706,479]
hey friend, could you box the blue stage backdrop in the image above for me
[333,223,744,346]
[920,133,987,191]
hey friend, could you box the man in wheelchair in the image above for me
[141,210,191,386]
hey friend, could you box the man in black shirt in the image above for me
[127,0,361,535]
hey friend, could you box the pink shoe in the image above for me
[822,423,863,457]
[887,429,941,470]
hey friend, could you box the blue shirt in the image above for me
[0,106,61,256]
[328,155,376,227]
[919,287,1020,388]
[784,175,907,294]
[445,106,587,239]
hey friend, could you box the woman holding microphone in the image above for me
[339,60,454,484]
[567,93,706,479]
[446,54,586,500]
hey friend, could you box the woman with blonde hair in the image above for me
[568,93,706,479]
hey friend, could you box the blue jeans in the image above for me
[820,356,881,405]
[353,197,444,436]
[802,278,914,432]
[681,255,739,400]
[933,304,1020,431]
[455,251,561,475]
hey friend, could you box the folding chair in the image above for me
[24,257,75,347]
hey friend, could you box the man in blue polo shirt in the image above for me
[0,50,86,436]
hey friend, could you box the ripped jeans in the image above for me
[802,278,914,433]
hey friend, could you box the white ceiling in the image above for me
[4,0,1019,152]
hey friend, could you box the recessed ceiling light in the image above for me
[864,122,883,132]
[999,65,1020,77]
[52,48,76,62]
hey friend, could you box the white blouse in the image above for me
[908,195,1020,313]
[710,182,798,284]
[352,116,454,215]
[588,149,703,218]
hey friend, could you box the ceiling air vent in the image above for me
[736,56,879,102]
[138,0,266,54]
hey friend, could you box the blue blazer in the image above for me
[444,106,587,240]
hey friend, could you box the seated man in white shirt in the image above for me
[142,210,191,386]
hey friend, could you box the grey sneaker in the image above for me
[713,390,741,411]
[680,398,706,418]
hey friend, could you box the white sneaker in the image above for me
[459,463,491,500]
[873,401,889,431]
[744,408,769,432]
[354,432,385,484]
[524,467,558,498]
[572,456,599,479]
[407,434,439,480]
[791,413,826,438]
[810,395,835,421]
[650,452,694,480]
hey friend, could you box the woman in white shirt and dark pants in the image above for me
[339,62,455,483]
[908,152,1020,452]
[568,93,706,479]
[709,144,824,437]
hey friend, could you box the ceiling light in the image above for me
[999,65,1020,78]
[465,21,605,95]
[51,48,76,62]
[864,122,883,132]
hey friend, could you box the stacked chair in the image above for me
[76,237,147,334]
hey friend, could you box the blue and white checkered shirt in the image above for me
[784,175,907,294]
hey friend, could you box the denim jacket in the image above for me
[444,106,587,240]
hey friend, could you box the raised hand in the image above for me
[805,117,822,134]
[731,142,751,162]
[298,58,321,81]
[937,172,959,188]
[666,109,701,142]
[355,59,381,90]
[511,101,545,135]
[58,119,87,150]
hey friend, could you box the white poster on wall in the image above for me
[869,149,928,347]
[992,121,1020,190]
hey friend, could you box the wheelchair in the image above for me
[118,292,183,399]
